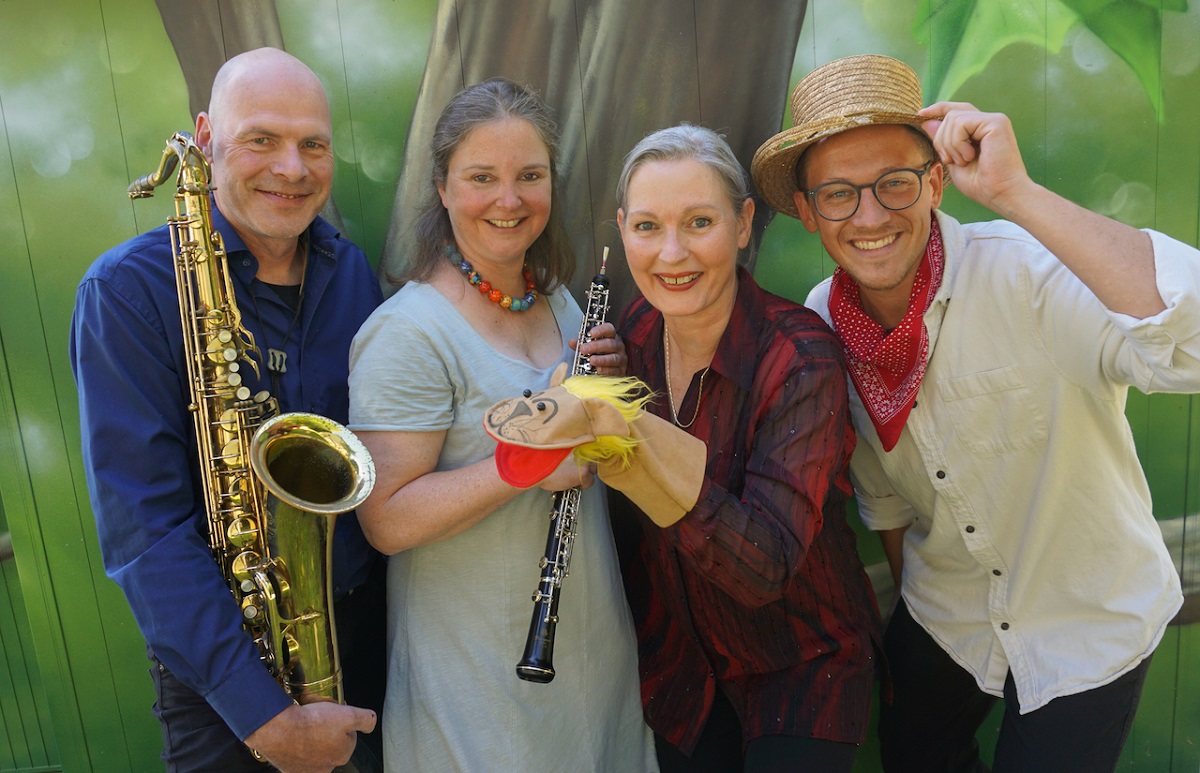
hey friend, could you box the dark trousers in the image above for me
[151,557,387,771]
[879,599,1151,773]
[150,655,265,772]
[655,688,858,773]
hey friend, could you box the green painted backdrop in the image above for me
[0,1,1196,771]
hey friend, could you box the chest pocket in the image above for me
[940,365,1048,456]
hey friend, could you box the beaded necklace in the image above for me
[446,243,538,311]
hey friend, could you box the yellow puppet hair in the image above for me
[561,375,653,469]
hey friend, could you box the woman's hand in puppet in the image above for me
[538,455,597,492]
[483,371,707,528]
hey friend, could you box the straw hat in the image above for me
[751,55,926,219]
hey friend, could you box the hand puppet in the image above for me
[483,366,707,527]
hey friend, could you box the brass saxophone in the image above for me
[129,132,375,705]
[516,249,611,683]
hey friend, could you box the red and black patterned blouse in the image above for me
[611,267,883,755]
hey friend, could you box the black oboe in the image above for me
[516,249,611,683]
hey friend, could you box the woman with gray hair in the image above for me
[611,124,883,772]
[348,78,655,772]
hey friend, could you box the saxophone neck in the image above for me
[128,131,213,199]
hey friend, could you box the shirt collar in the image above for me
[930,209,963,308]
[707,265,761,393]
[624,265,764,394]
[209,200,249,256]
[210,197,340,281]
[920,210,966,353]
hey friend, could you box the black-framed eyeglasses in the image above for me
[805,159,937,222]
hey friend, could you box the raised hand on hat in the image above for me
[920,101,1163,319]
[918,101,1035,220]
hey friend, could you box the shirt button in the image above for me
[243,258,251,267]
[936,470,946,479]
[1000,622,1010,630]
[992,569,1002,576]
[965,525,975,533]
[912,400,918,408]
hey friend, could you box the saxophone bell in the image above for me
[249,412,376,701]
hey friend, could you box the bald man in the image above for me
[71,48,384,772]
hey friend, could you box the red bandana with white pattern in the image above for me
[828,218,945,452]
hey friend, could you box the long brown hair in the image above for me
[393,77,574,292]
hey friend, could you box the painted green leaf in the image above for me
[915,0,1077,104]
[915,0,1185,120]
[1060,0,1167,119]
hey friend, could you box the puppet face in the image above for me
[483,377,642,488]
[484,382,633,449]
[485,387,572,447]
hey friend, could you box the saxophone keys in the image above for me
[283,634,301,668]
[231,549,261,584]
[273,572,291,602]
[241,596,262,620]
[216,407,236,429]
[204,334,234,364]
[221,438,244,465]
[226,515,259,548]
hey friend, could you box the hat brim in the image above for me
[751,112,927,220]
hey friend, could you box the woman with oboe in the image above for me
[612,125,883,772]
[347,79,655,771]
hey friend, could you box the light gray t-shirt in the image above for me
[350,281,656,772]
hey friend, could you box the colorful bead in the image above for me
[446,243,538,313]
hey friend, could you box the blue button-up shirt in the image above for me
[70,203,383,740]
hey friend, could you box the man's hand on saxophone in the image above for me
[245,702,377,773]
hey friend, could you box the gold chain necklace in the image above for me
[663,325,709,429]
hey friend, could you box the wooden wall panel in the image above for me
[0,554,59,771]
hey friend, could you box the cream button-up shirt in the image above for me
[807,211,1197,713]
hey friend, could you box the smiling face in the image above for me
[794,124,944,322]
[196,56,334,259]
[437,117,552,272]
[618,158,753,327]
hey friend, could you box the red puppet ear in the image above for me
[494,442,574,488]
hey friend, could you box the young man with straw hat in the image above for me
[752,54,1200,771]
